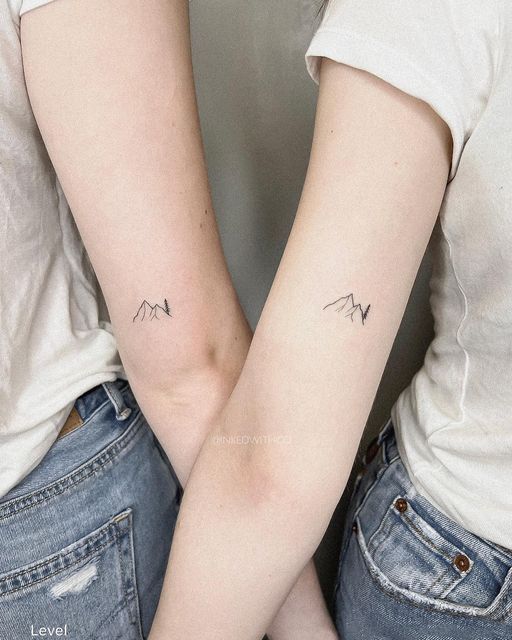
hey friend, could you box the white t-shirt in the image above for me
[306,0,512,549]
[1,0,125,498]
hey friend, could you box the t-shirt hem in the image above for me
[305,27,464,182]
[392,399,512,551]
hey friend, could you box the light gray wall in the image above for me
[190,0,435,600]
[190,0,320,323]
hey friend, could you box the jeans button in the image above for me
[394,498,408,513]
[453,553,471,572]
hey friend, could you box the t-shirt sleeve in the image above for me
[8,0,62,20]
[305,0,500,182]
[19,0,58,15]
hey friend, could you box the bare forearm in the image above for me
[148,385,349,640]
[148,59,451,638]
[137,342,336,640]
[266,561,337,640]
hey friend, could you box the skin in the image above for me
[147,57,453,638]
[20,0,335,638]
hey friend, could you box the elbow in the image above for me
[218,421,344,537]
[124,337,247,411]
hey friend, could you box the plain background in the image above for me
[189,0,436,602]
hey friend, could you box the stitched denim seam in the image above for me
[355,453,458,561]
[426,565,455,597]
[353,422,397,515]
[0,512,130,587]
[363,553,486,620]
[366,451,471,567]
[366,499,468,598]
[351,437,512,619]
[122,515,144,638]
[356,525,474,619]
[406,476,512,567]
[85,598,132,640]
[114,517,136,628]
[354,465,387,519]
[381,428,396,464]
[0,529,122,597]
[0,411,144,522]
[83,518,140,640]
[400,508,465,568]
[56,392,116,441]
[356,520,512,620]
[439,572,465,600]
[55,422,85,442]
[354,455,400,521]
[367,504,396,554]
[499,596,512,622]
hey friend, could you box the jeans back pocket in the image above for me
[0,509,143,640]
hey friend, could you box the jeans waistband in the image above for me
[0,378,144,511]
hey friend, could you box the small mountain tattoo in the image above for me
[133,298,172,322]
[323,293,370,326]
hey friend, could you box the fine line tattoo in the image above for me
[323,293,371,325]
[133,298,172,322]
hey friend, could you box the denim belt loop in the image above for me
[102,381,132,421]
[376,416,393,446]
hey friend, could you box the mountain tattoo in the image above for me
[133,298,172,322]
[323,293,370,326]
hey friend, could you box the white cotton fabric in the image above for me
[306,1,512,549]
[1,0,125,498]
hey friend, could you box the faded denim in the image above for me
[334,417,512,639]
[0,379,181,639]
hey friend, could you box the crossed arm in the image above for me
[147,55,452,639]
[20,0,335,638]
[21,1,451,637]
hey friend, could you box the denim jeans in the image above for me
[334,418,512,639]
[0,379,181,640]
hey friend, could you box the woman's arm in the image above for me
[20,2,334,637]
[148,57,452,639]
[20,0,251,485]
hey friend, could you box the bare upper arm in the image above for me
[20,0,248,387]
[226,57,451,500]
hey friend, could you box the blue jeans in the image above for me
[0,379,181,639]
[334,418,512,639]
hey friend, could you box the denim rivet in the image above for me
[453,553,470,572]
[394,498,408,513]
